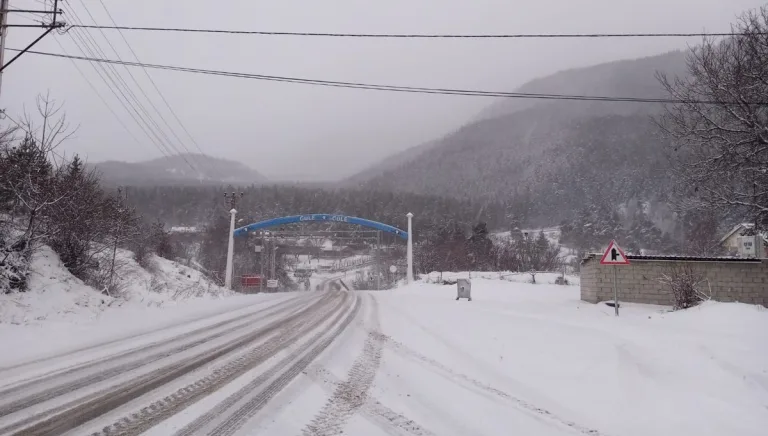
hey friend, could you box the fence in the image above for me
[580,254,768,307]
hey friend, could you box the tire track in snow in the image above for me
[0,297,291,373]
[179,292,360,436]
[0,295,309,416]
[0,294,334,436]
[304,365,435,436]
[90,292,347,436]
[301,294,385,436]
[376,332,608,436]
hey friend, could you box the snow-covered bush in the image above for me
[657,266,711,310]
[0,233,30,293]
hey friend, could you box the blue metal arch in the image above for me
[233,214,408,240]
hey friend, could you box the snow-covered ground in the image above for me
[421,270,578,285]
[1,273,766,435]
[492,227,562,244]
[0,245,236,364]
[0,246,232,325]
[258,279,768,436]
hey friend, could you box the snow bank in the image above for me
[421,270,579,285]
[111,248,232,307]
[0,245,232,326]
[0,246,113,325]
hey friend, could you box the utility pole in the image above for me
[376,230,381,291]
[270,244,277,282]
[259,232,265,293]
[406,212,414,284]
[754,181,764,259]
[0,0,65,99]
[223,190,243,289]
[0,0,10,99]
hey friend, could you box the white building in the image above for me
[720,223,768,258]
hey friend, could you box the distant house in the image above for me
[720,223,768,257]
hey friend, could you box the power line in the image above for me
[75,0,198,162]
[66,22,173,157]
[68,2,199,172]
[95,0,207,158]
[63,5,202,173]
[63,26,174,158]
[65,25,755,39]
[63,6,175,158]
[51,35,146,148]
[9,46,763,105]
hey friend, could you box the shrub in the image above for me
[657,266,710,310]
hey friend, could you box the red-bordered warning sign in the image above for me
[600,240,630,265]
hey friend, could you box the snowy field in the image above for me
[259,280,768,436]
[421,270,579,285]
[1,275,766,435]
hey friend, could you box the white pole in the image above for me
[225,208,237,289]
[406,212,414,284]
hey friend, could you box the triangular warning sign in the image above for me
[600,240,630,265]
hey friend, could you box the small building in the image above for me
[720,223,768,258]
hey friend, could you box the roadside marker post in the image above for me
[600,240,630,316]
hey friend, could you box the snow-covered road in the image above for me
[1,279,766,436]
[0,291,359,436]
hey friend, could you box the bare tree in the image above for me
[516,232,563,283]
[657,265,711,310]
[26,92,77,161]
[658,7,768,228]
[0,94,78,244]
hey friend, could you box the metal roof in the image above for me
[584,253,763,263]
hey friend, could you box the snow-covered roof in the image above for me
[170,226,200,234]
[719,223,768,244]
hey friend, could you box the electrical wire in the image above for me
[64,5,205,171]
[66,25,755,39]
[51,35,146,148]
[9,12,44,25]
[8,46,764,105]
[69,28,173,155]
[74,0,200,169]
[68,2,199,171]
[63,28,173,158]
[64,6,176,158]
[96,0,207,158]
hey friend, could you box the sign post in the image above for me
[600,240,630,316]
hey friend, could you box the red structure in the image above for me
[241,274,263,288]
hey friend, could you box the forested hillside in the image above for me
[92,153,267,186]
[123,185,509,237]
[345,51,688,239]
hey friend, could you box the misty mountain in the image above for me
[476,50,688,121]
[92,154,267,186]
[344,138,443,185]
[345,50,688,227]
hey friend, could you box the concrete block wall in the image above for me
[580,255,768,307]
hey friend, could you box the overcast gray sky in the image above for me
[2,0,764,181]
